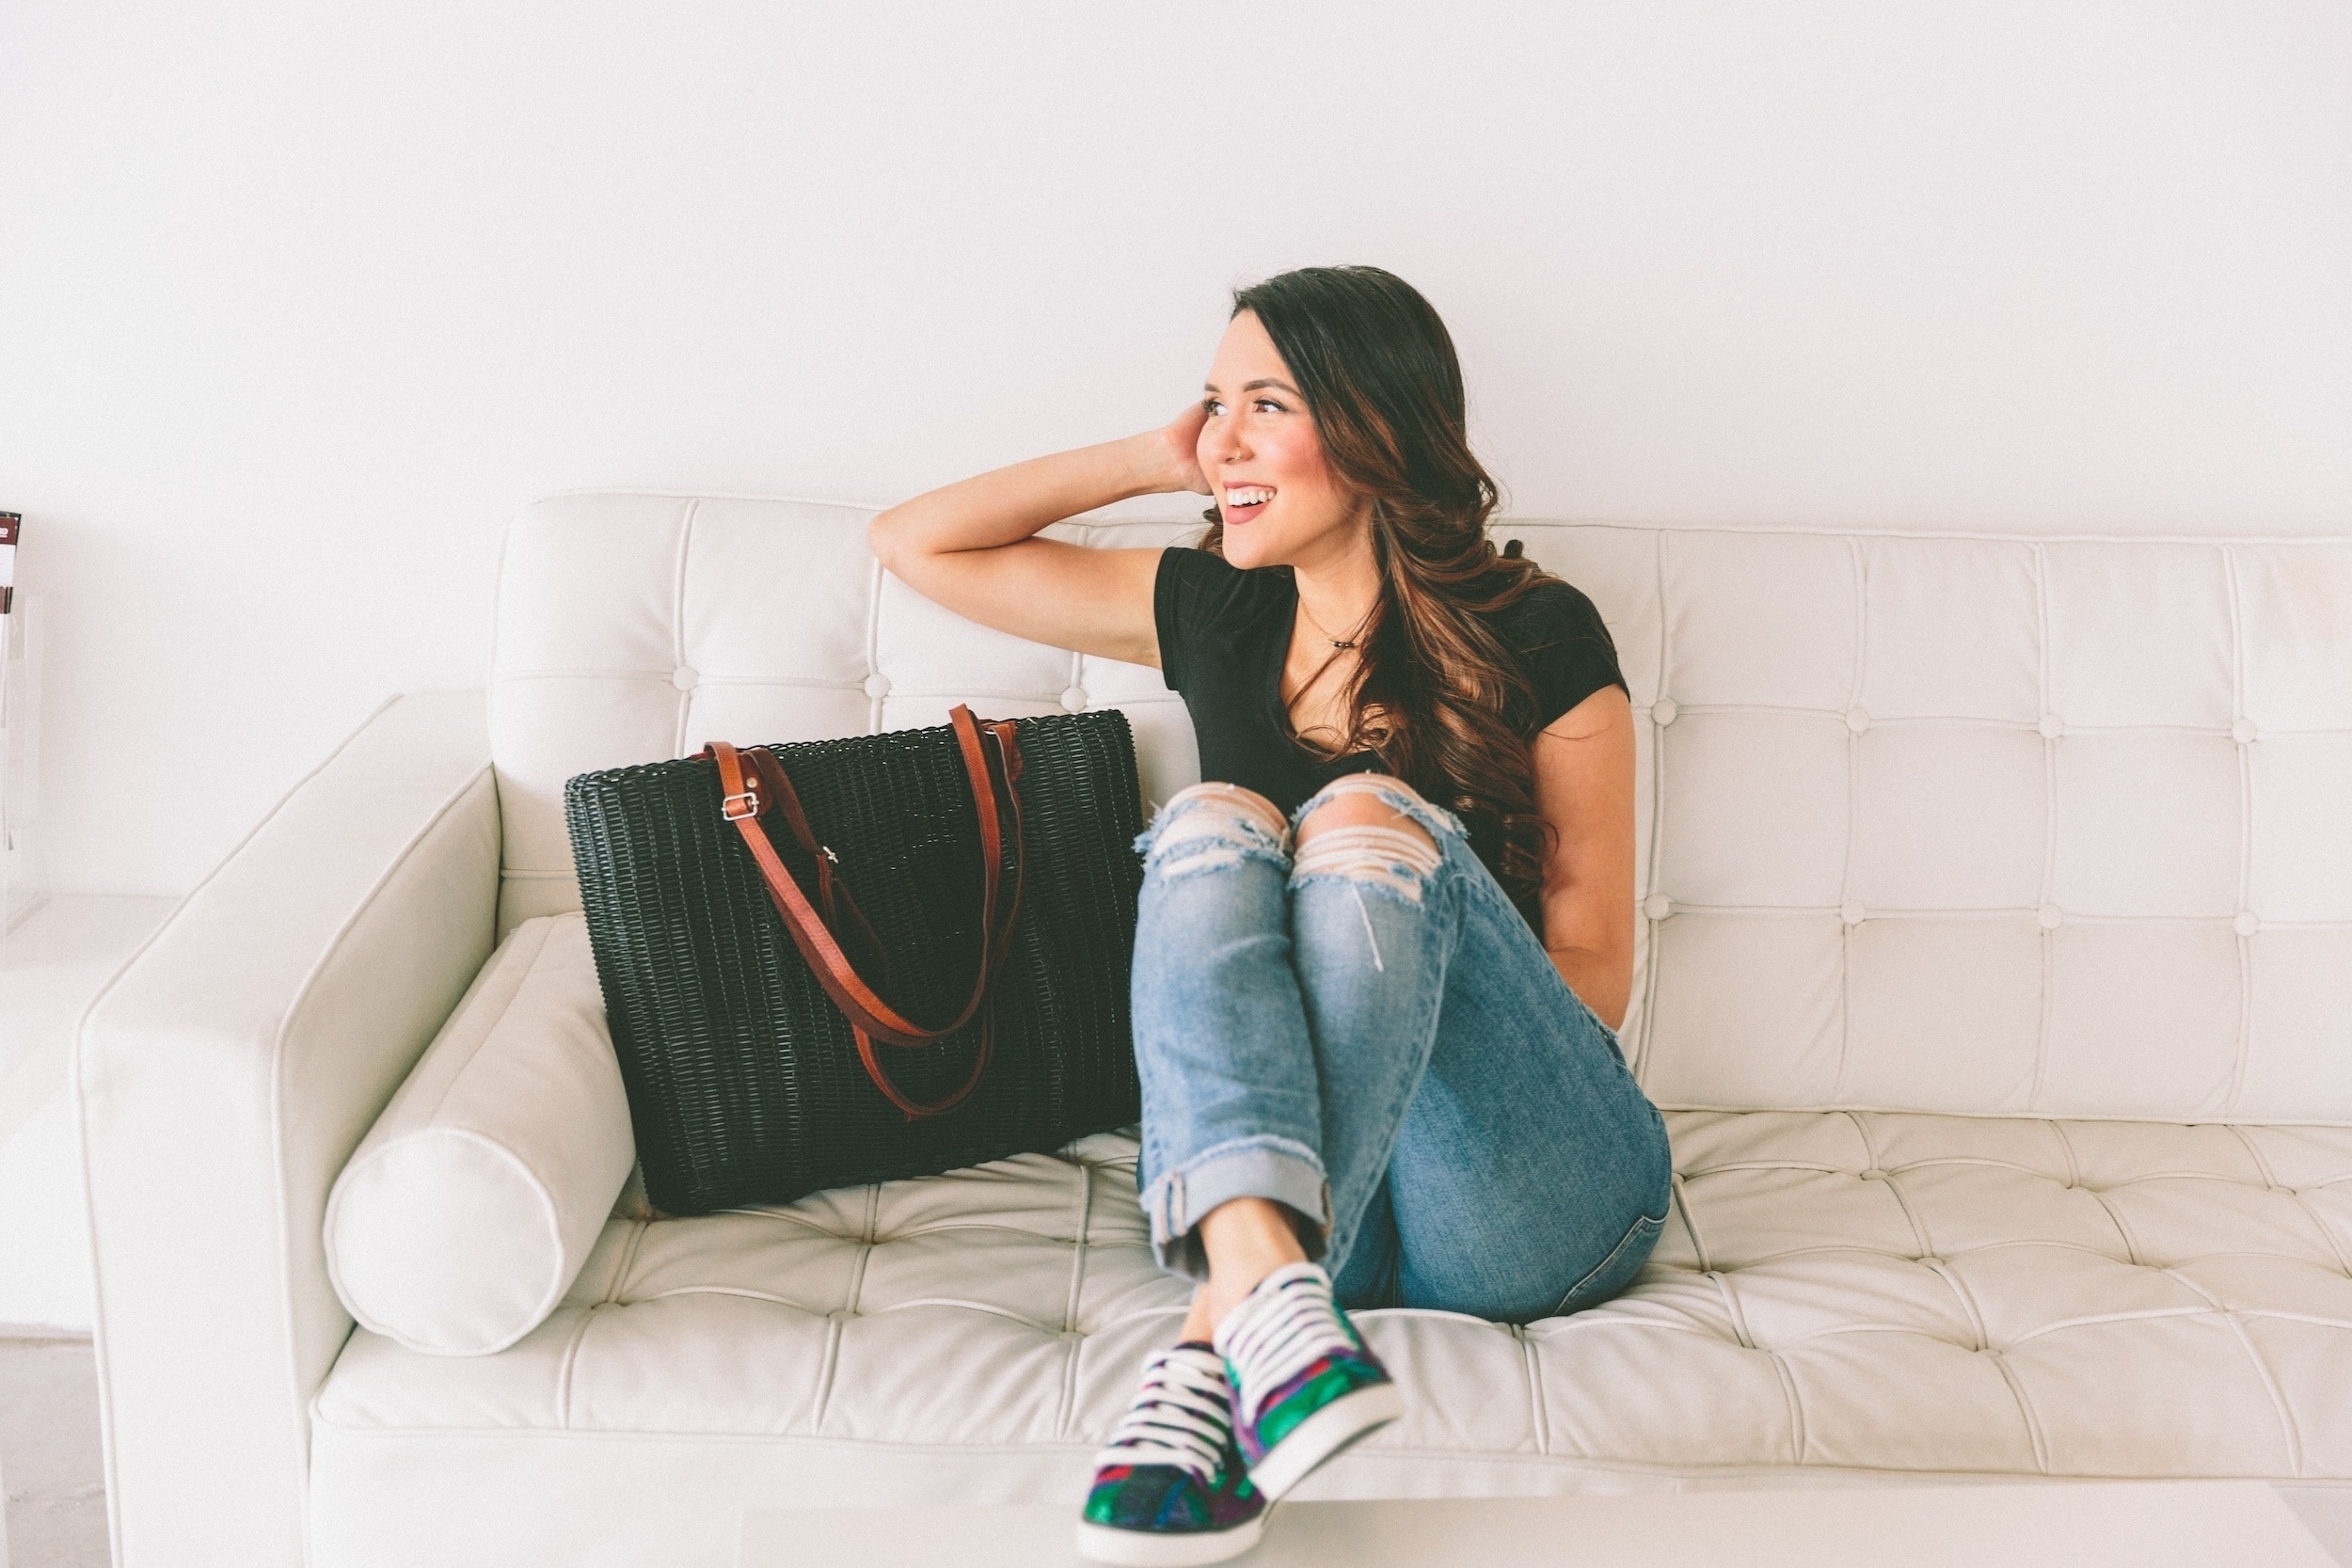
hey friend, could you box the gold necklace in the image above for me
[1297,592,1375,651]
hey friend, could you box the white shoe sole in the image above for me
[1074,1515,1265,1566]
[1244,1379,1406,1501]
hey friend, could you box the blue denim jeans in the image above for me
[1132,775,1674,1324]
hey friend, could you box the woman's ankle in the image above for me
[1196,1198,1311,1331]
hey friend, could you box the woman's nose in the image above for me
[1202,418,1248,465]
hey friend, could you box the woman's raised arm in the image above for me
[867,406,1211,669]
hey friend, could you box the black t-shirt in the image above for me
[1152,546,1628,817]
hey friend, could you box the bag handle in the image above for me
[700,705,1025,1118]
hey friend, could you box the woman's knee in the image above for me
[1141,782,1292,879]
[1293,776,1444,898]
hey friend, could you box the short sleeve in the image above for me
[1153,546,1194,691]
[1154,546,1269,694]
[1507,580,1628,731]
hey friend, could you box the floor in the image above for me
[0,1331,108,1568]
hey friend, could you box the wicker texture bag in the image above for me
[564,705,1144,1216]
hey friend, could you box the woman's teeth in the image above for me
[1227,487,1275,508]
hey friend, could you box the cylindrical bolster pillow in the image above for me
[326,912,635,1355]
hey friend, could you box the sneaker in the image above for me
[1213,1260,1403,1500]
[1076,1343,1267,1566]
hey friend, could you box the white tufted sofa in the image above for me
[76,491,2352,1567]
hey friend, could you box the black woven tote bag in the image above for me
[564,705,1145,1216]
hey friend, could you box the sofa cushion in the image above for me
[325,914,634,1355]
[310,1107,2352,1564]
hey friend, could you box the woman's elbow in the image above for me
[866,509,906,576]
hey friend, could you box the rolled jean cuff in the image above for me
[1141,1135,1332,1283]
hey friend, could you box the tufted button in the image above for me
[2038,714,2064,739]
[1845,707,1870,734]
[1840,902,1867,926]
[1859,1168,1885,1181]
[2231,718,2258,744]
[1651,698,1678,726]
[671,666,699,691]
[1643,894,1673,921]
[1061,685,1089,713]
[864,672,891,700]
[2037,905,2063,930]
[1915,1255,1942,1267]
[2234,911,2261,938]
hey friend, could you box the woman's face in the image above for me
[1198,310,1366,573]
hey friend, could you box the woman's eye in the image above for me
[1253,398,1284,414]
[1202,399,1225,416]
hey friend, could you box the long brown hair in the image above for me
[1198,265,1562,927]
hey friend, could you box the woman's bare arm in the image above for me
[867,408,1209,668]
[1532,686,1639,1033]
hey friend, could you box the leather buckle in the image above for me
[722,787,761,820]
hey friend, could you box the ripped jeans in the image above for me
[1132,775,1674,1324]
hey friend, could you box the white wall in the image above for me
[2,0,2348,898]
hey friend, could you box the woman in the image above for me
[869,265,1672,1566]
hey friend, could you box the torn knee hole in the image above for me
[1146,786,1292,878]
[1296,784,1438,855]
[1164,782,1289,837]
[1290,822,1442,898]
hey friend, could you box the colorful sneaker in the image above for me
[1213,1260,1403,1500]
[1076,1343,1266,1566]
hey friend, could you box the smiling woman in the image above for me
[866,265,1668,1568]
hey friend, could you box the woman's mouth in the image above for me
[1223,484,1276,524]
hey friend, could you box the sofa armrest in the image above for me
[75,691,500,1568]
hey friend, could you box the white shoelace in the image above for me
[1213,1263,1357,1431]
[1096,1346,1233,1487]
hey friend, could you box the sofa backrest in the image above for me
[491,490,2352,1124]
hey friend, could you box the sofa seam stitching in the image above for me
[1637,529,1670,1085]
[1668,1172,1710,1274]
[668,499,699,758]
[2224,547,2258,1118]
[1053,1159,1093,1442]
[2229,1128,2352,1275]
[1922,1257,1989,1350]
[1988,1352,2052,1475]
[1766,1350,1806,1466]
[552,1300,598,1432]
[2223,1310,2306,1479]
[2029,542,2057,1115]
[1707,1269,1755,1350]
[1830,538,1865,1104]
[866,552,884,734]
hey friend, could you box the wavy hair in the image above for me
[1197,265,1562,928]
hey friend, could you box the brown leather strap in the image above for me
[702,705,1025,1118]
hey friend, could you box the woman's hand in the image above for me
[1150,400,1214,496]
